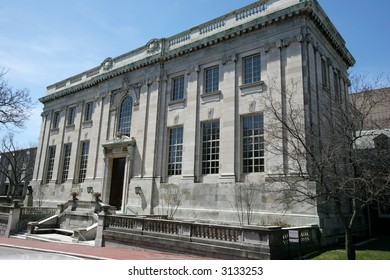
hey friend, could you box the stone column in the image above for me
[5,200,21,237]
[94,208,109,247]
[122,142,135,211]
[101,148,111,203]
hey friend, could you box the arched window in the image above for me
[118,96,133,136]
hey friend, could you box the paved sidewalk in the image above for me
[0,236,213,260]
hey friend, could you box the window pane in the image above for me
[46,146,56,183]
[167,127,183,175]
[52,112,60,129]
[172,76,184,101]
[61,143,72,183]
[78,141,89,183]
[85,102,93,121]
[202,121,220,174]
[244,54,261,84]
[242,114,264,173]
[67,108,75,125]
[205,66,219,93]
[118,96,133,136]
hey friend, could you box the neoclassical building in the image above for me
[32,0,355,234]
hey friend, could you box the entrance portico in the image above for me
[101,135,136,213]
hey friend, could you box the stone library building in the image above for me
[32,0,356,239]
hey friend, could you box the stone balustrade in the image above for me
[0,201,57,237]
[44,0,270,96]
[168,33,191,47]
[0,205,11,214]
[235,2,268,20]
[20,207,57,217]
[18,207,57,230]
[0,205,11,236]
[97,214,320,259]
[199,19,226,35]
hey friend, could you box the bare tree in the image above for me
[263,75,390,260]
[160,183,183,219]
[0,67,34,129]
[0,133,36,199]
[231,181,261,225]
[36,184,47,207]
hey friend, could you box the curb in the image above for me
[0,243,110,260]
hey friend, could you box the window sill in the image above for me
[239,81,264,96]
[168,99,185,111]
[50,128,59,135]
[65,124,75,132]
[82,120,93,128]
[198,173,220,183]
[200,90,221,103]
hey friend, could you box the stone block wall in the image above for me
[0,216,8,236]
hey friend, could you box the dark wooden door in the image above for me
[109,157,126,210]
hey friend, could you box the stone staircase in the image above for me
[25,200,112,244]
[11,229,28,240]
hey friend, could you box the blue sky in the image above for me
[1,0,389,146]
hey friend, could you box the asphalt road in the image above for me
[0,245,85,260]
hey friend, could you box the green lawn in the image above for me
[303,236,390,260]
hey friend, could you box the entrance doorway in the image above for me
[109,157,126,210]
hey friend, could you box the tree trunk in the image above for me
[345,227,356,260]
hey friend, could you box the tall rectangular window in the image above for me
[84,102,93,122]
[171,76,184,101]
[52,112,60,129]
[167,127,183,175]
[321,59,328,88]
[243,54,261,84]
[61,143,72,183]
[204,66,219,93]
[46,146,56,183]
[334,72,341,101]
[202,121,220,174]
[78,141,89,183]
[67,107,75,125]
[243,114,264,173]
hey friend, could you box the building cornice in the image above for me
[40,0,354,104]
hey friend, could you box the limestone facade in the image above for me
[32,0,355,231]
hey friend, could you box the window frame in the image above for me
[243,53,261,85]
[118,96,133,136]
[167,126,184,176]
[78,141,90,183]
[46,145,56,183]
[171,75,185,101]
[321,58,329,89]
[204,65,220,94]
[242,114,265,174]
[61,143,72,183]
[52,111,60,129]
[84,101,93,122]
[67,107,76,126]
[201,120,220,175]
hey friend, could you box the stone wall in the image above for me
[0,205,10,236]
[96,214,320,260]
[0,216,8,236]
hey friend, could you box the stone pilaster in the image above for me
[181,66,200,182]
[219,55,237,182]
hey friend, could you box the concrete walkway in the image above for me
[0,235,214,260]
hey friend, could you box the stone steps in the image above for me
[25,233,95,246]
[10,230,27,240]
